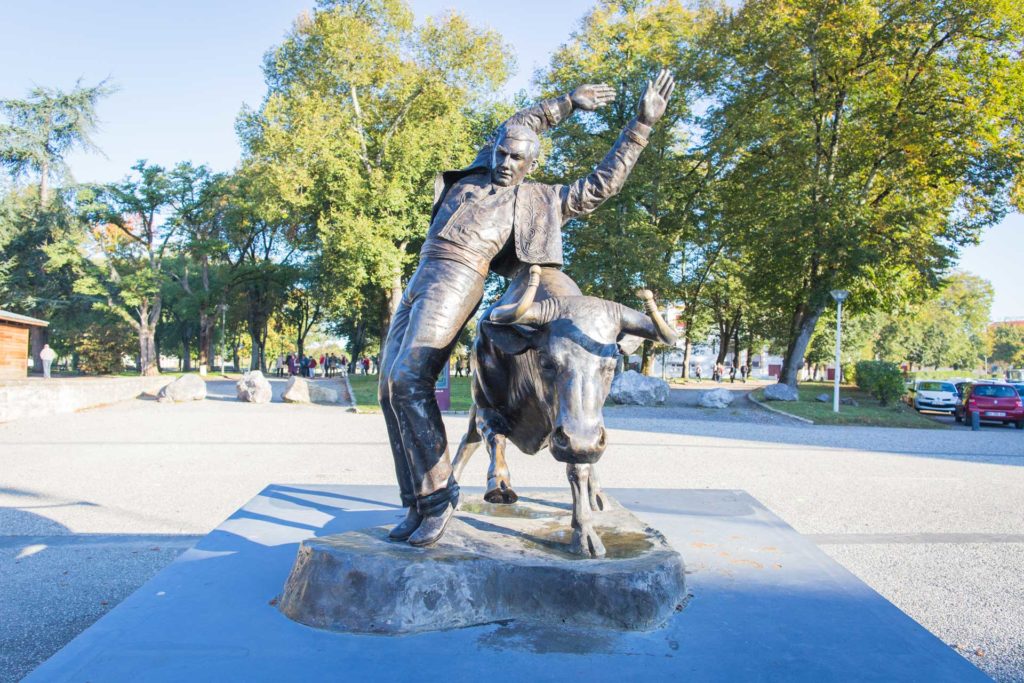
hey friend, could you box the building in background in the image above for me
[0,310,48,379]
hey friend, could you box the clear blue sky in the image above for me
[2,0,1020,319]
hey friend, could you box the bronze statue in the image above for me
[378,70,676,547]
[452,265,677,557]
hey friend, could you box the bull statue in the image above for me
[452,265,677,557]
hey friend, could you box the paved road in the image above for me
[2,381,1023,681]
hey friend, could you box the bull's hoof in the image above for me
[570,525,607,558]
[484,481,518,504]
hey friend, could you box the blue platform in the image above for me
[27,485,988,682]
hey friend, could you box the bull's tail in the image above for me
[452,403,481,483]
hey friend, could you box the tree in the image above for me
[0,80,114,208]
[166,162,231,367]
[874,272,993,370]
[71,162,176,375]
[989,324,1024,368]
[698,0,1024,386]
[536,0,722,375]
[220,167,302,371]
[240,0,513,340]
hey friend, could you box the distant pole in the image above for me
[830,290,849,413]
[220,303,227,375]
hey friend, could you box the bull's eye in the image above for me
[539,356,557,372]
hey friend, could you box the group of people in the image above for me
[273,353,379,379]
[694,363,751,383]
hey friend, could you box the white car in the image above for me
[913,380,958,413]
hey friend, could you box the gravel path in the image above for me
[2,384,1023,680]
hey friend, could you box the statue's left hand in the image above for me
[637,68,675,126]
[571,84,616,111]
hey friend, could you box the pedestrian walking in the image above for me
[694,364,702,382]
[39,343,56,379]
[455,357,464,377]
[362,357,371,375]
[729,365,737,383]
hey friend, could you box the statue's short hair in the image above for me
[499,124,541,159]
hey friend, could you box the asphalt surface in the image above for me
[2,378,1023,681]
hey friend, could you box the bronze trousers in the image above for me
[378,258,484,511]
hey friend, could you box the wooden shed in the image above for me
[0,309,49,379]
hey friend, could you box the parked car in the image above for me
[1010,382,1024,399]
[954,382,1024,428]
[912,380,958,414]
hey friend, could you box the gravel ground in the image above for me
[2,378,1023,681]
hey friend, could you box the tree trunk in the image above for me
[138,324,159,376]
[681,335,692,379]
[350,318,367,372]
[29,327,48,375]
[181,332,192,372]
[732,325,742,367]
[249,330,264,371]
[640,339,654,375]
[39,158,49,209]
[197,308,213,367]
[779,305,823,387]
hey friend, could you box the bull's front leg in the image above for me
[588,465,608,512]
[484,434,516,504]
[478,409,517,504]
[567,463,606,558]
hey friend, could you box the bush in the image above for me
[75,323,134,375]
[854,360,906,406]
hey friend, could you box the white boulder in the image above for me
[698,388,734,409]
[157,374,207,403]
[763,383,799,402]
[609,371,669,406]
[236,371,272,403]
[282,376,339,404]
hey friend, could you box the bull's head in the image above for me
[483,266,677,464]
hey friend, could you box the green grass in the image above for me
[754,382,947,429]
[347,374,475,413]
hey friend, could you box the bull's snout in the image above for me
[551,424,607,463]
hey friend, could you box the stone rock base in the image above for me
[278,493,686,635]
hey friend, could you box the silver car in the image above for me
[913,380,958,413]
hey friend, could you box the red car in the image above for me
[955,382,1024,429]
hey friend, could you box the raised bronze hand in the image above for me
[570,83,616,111]
[637,68,675,126]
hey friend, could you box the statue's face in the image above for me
[492,136,538,187]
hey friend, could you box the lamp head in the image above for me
[830,290,850,303]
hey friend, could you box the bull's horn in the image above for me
[490,265,542,324]
[620,289,678,345]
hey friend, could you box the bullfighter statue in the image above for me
[379,69,676,547]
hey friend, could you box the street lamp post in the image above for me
[219,303,227,376]
[830,290,850,413]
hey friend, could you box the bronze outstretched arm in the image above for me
[466,85,617,168]
[561,69,676,221]
[506,83,617,134]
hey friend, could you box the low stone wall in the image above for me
[0,376,172,423]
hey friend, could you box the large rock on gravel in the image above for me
[282,376,339,404]
[236,371,272,403]
[157,373,207,403]
[763,383,799,402]
[698,388,734,409]
[609,370,669,406]
[278,493,686,635]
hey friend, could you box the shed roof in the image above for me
[0,309,49,327]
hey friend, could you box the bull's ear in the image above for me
[617,333,644,356]
[481,320,538,356]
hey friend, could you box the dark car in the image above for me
[955,382,1024,429]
